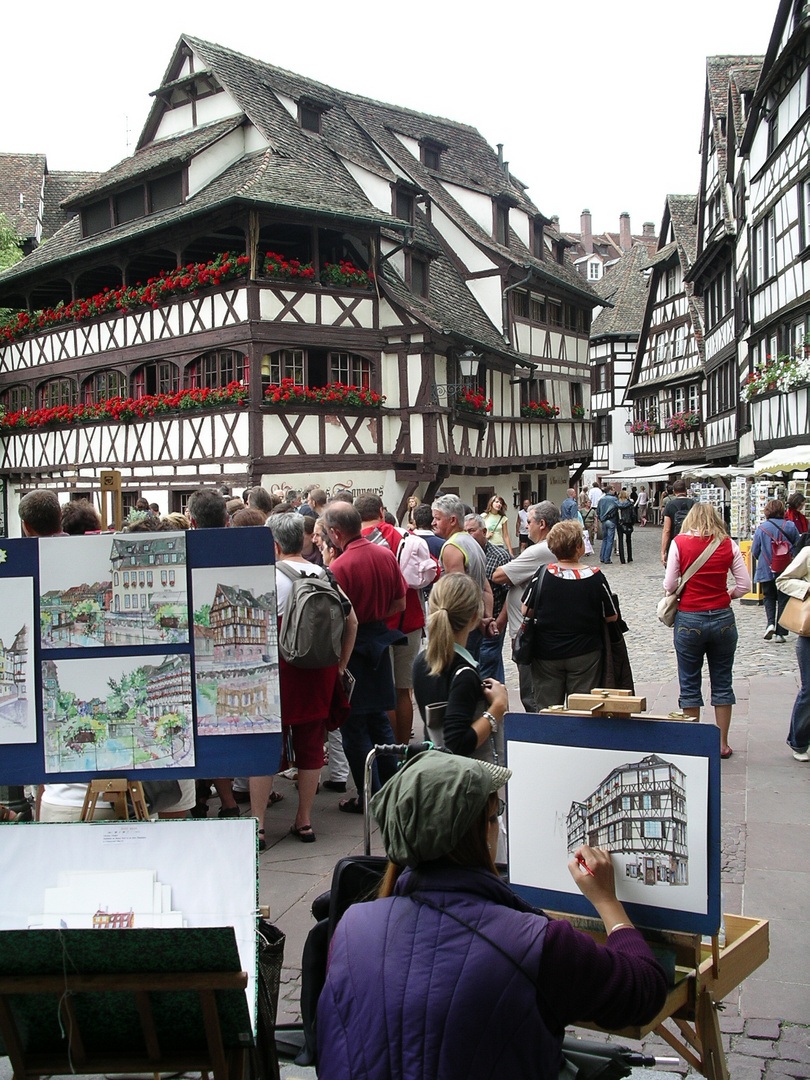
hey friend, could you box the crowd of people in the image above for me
[6,473,810,1074]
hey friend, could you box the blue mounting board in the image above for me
[0,527,282,784]
[504,712,721,935]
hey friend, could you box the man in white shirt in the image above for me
[492,501,561,711]
[586,482,604,545]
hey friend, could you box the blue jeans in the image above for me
[760,579,788,635]
[600,521,616,562]
[478,627,505,682]
[466,627,483,661]
[788,634,810,751]
[340,711,398,804]
[674,608,738,708]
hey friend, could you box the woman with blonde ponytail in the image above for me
[412,573,508,763]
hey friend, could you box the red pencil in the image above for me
[576,854,596,877]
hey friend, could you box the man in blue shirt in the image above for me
[597,487,620,564]
[560,488,579,521]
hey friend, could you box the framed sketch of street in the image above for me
[505,713,721,934]
[0,527,281,785]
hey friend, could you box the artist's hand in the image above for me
[482,678,508,715]
[568,845,618,905]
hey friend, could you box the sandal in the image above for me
[258,829,266,853]
[218,805,241,818]
[720,747,733,759]
[268,791,284,806]
[338,797,363,815]
[290,823,316,843]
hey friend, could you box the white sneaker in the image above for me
[774,634,787,643]
[792,748,810,761]
[764,624,775,640]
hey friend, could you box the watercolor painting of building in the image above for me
[192,565,280,736]
[42,653,194,773]
[39,533,189,649]
[0,575,35,745]
[567,754,688,886]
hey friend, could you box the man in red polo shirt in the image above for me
[355,494,428,745]
[323,503,407,812]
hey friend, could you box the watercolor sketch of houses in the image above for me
[566,754,688,886]
[42,653,195,773]
[39,533,189,649]
[0,576,35,744]
[192,565,281,735]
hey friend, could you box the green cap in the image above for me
[369,751,511,868]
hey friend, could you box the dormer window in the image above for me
[494,200,510,247]
[532,219,545,260]
[407,254,429,298]
[395,187,415,224]
[420,140,444,171]
[298,98,328,134]
[80,171,183,237]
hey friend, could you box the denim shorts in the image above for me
[674,608,738,708]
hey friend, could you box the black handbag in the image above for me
[512,566,547,665]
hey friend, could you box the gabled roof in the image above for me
[591,244,650,339]
[41,170,100,238]
[728,63,762,139]
[663,195,698,270]
[213,582,273,611]
[0,153,46,240]
[62,117,245,207]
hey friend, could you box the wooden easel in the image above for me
[0,927,253,1080]
[80,778,150,821]
[541,690,770,1078]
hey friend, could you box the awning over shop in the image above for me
[681,464,757,479]
[602,462,675,483]
[754,446,810,474]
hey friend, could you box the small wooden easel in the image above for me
[80,778,150,822]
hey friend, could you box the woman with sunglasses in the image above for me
[318,752,667,1080]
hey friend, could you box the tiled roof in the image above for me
[62,117,246,206]
[666,195,698,270]
[728,63,762,139]
[591,244,650,338]
[0,153,46,240]
[705,57,764,227]
[41,170,100,239]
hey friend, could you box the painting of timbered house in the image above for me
[567,754,688,887]
[688,57,763,466]
[209,583,273,662]
[624,196,706,468]
[587,244,651,478]
[0,34,603,527]
[737,0,810,464]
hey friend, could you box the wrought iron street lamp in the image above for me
[431,347,482,404]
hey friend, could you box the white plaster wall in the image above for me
[407,354,424,409]
[749,120,767,183]
[511,209,530,249]
[467,276,503,334]
[342,159,392,214]
[440,181,493,236]
[244,125,269,154]
[430,205,497,273]
[276,93,298,120]
[390,131,421,160]
[154,103,194,141]
[188,129,246,196]
[196,91,242,126]
[381,352,401,408]
[379,298,404,327]
[178,56,192,79]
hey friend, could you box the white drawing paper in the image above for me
[0,575,35,744]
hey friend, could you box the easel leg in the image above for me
[697,989,729,1080]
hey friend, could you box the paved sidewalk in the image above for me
[261,525,809,1077]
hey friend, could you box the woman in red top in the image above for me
[785,492,809,535]
[663,503,750,758]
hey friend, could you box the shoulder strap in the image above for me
[675,537,723,597]
[275,560,303,582]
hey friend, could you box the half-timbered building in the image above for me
[0,35,602,530]
[0,154,98,257]
[687,57,763,466]
[624,196,706,468]
[587,244,651,477]
[738,0,810,463]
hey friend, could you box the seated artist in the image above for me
[317,752,668,1080]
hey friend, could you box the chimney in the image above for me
[580,208,593,254]
[619,212,632,251]
[642,221,655,237]
[550,215,560,231]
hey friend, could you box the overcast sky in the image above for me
[4,0,779,238]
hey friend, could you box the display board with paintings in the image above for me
[0,527,282,783]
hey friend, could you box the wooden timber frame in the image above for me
[541,690,770,1079]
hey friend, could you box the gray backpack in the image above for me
[276,562,346,668]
